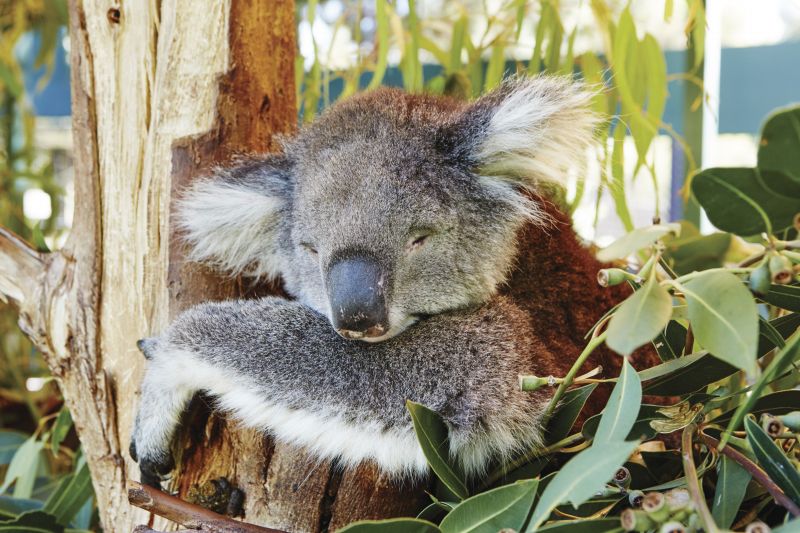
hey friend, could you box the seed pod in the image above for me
[665,488,692,512]
[660,522,687,533]
[782,250,800,264]
[748,260,772,295]
[621,509,655,532]
[642,492,669,522]
[762,414,785,438]
[613,466,632,489]
[598,268,628,287]
[745,521,771,533]
[628,490,645,508]
[519,375,551,392]
[770,254,793,284]
[781,411,800,432]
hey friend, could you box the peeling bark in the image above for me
[0,2,425,531]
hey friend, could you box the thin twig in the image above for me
[128,481,285,533]
[543,330,609,420]
[700,432,800,517]
[682,424,720,533]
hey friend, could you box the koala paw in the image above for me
[186,477,245,517]
[129,436,174,489]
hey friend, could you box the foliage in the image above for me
[343,103,800,532]
[0,1,95,531]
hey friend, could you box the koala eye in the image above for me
[300,243,318,255]
[406,234,430,253]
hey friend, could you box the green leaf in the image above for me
[663,232,732,275]
[448,16,467,73]
[691,167,800,235]
[539,518,623,532]
[546,384,598,445]
[43,462,93,527]
[0,510,64,533]
[50,409,72,457]
[719,330,800,447]
[407,401,468,500]
[758,105,800,181]
[0,436,43,499]
[745,416,800,505]
[714,390,800,425]
[609,123,634,232]
[483,42,506,91]
[641,351,736,396]
[682,271,759,377]
[0,496,42,520]
[596,223,681,262]
[653,321,687,361]
[711,455,751,529]
[439,479,538,533]
[0,431,27,466]
[594,360,642,443]
[762,285,800,312]
[315,518,439,533]
[526,441,639,531]
[607,277,673,356]
[582,404,664,442]
[366,0,390,90]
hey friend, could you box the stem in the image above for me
[481,432,585,489]
[700,432,800,517]
[543,330,608,420]
[128,482,285,533]
[682,424,720,533]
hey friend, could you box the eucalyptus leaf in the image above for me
[594,359,642,443]
[0,510,64,533]
[439,479,538,533]
[597,224,680,263]
[43,462,93,527]
[652,321,687,361]
[607,277,673,356]
[711,455,751,529]
[745,417,800,505]
[0,436,43,499]
[761,285,800,312]
[691,167,800,235]
[683,271,759,377]
[337,518,441,533]
[719,330,800,446]
[538,518,623,532]
[50,409,72,457]
[583,405,664,442]
[407,401,469,500]
[525,440,639,531]
[714,390,800,425]
[758,105,800,181]
[546,384,598,445]
[0,431,27,466]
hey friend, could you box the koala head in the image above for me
[177,76,598,341]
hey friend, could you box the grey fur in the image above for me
[131,75,598,484]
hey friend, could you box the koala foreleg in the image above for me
[131,296,553,485]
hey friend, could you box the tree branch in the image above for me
[128,482,287,533]
[0,227,44,311]
[701,432,800,517]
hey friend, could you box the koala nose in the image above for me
[327,255,389,340]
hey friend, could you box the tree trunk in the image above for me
[0,1,425,531]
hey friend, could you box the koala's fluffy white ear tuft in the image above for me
[175,156,292,279]
[472,75,600,190]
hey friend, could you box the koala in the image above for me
[130,75,644,488]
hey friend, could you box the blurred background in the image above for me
[1,0,799,526]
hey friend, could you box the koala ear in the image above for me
[453,75,600,192]
[175,155,293,279]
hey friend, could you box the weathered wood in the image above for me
[0,1,428,531]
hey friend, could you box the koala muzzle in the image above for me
[327,256,389,340]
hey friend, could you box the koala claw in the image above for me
[130,437,175,489]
